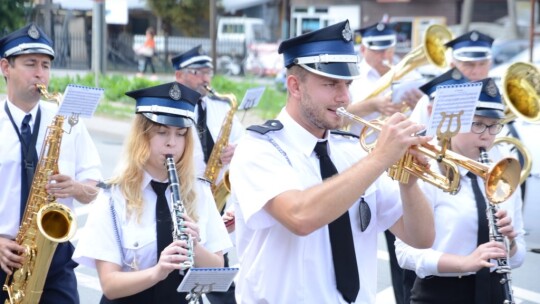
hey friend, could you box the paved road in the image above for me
[73,116,540,303]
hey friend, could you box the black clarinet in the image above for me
[479,148,515,304]
[165,154,194,272]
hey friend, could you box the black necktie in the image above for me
[150,180,182,302]
[314,141,360,303]
[467,172,490,304]
[196,99,215,163]
[20,114,33,220]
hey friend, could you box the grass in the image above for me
[37,73,288,121]
[0,72,287,122]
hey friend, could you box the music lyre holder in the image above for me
[435,110,463,161]
[177,267,239,303]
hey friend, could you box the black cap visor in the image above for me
[301,62,360,80]
[142,113,195,128]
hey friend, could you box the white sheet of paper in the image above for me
[239,86,265,110]
[177,268,239,293]
[391,79,425,104]
[57,84,104,118]
[426,82,482,137]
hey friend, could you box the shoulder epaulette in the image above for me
[247,120,283,135]
[330,129,359,139]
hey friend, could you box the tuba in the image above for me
[358,24,453,102]
[3,85,77,304]
[337,107,521,201]
[202,86,238,212]
[500,61,540,124]
[494,61,539,184]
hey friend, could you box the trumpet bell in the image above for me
[485,158,521,204]
[501,61,540,123]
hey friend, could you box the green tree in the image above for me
[0,0,32,36]
[147,0,209,36]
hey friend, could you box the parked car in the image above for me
[491,39,530,67]
[489,42,539,82]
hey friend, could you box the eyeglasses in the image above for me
[185,69,214,77]
[359,197,371,232]
[470,121,503,135]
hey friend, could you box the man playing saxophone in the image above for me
[171,45,243,304]
[0,23,102,303]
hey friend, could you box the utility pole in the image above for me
[507,0,519,38]
[460,0,474,35]
[92,0,106,87]
[210,0,217,73]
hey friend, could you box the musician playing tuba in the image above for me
[395,74,526,304]
[73,82,232,303]
[348,22,428,137]
[0,24,101,303]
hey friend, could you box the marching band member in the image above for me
[229,20,435,304]
[73,82,231,303]
[410,30,494,125]
[395,74,526,304]
[0,23,102,303]
[172,45,243,303]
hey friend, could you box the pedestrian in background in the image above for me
[135,27,157,80]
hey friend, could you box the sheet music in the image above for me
[177,268,239,293]
[426,82,482,137]
[239,86,266,110]
[58,84,104,118]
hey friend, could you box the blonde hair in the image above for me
[108,114,199,222]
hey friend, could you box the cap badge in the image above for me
[451,69,462,80]
[485,79,498,97]
[28,25,40,40]
[197,45,203,55]
[376,23,385,32]
[342,22,352,42]
[169,83,182,100]
[470,31,479,42]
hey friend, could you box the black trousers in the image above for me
[410,273,507,304]
[385,230,417,304]
[1,242,79,304]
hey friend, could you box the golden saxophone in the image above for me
[3,84,77,304]
[165,154,194,272]
[203,85,238,212]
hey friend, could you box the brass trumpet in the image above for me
[336,107,521,201]
[490,136,532,185]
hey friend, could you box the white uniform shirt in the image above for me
[395,163,526,279]
[229,108,403,304]
[193,96,244,180]
[73,172,232,271]
[0,99,102,238]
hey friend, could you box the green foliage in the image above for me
[146,0,209,36]
[45,73,286,120]
[0,0,32,35]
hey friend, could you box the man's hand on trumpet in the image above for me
[371,112,432,169]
